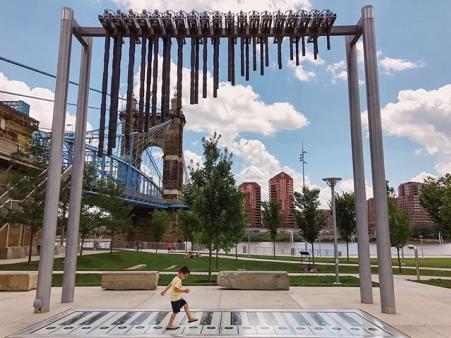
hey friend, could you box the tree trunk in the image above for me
[208,241,212,281]
[80,233,85,257]
[235,244,238,260]
[27,230,34,264]
[311,242,315,265]
[397,247,401,273]
[346,240,350,263]
[155,241,158,254]
[110,232,114,254]
[273,239,276,260]
[60,223,65,246]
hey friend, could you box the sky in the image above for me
[0,0,450,206]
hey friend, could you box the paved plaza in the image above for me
[1,275,451,338]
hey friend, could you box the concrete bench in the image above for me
[217,271,289,290]
[0,271,37,291]
[101,271,159,290]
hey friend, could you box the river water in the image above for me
[236,241,451,257]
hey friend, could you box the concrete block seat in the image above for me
[0,271,37,291]
[101,271,159,290]
[217,271,289,290]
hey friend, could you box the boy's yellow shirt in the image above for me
[170,276,182,301]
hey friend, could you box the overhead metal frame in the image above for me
[35,5,396,317]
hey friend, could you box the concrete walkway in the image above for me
[1,276,450,338]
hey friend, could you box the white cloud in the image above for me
[327,60,348,83]
[380,57,425,75]
[362,84,451,175]
[184,149,202,167]
[410,172,437,183]
[133,55,309,142]
[328,42,423,83]
[0,72,93,131]
[113,0,311,12]
[288,52,325,82]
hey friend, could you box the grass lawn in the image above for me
[416,279,451,290]
[234,254,451,269]
[51,273,369,287]
[2,250,450,277]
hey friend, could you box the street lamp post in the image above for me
[408,245,420,281]
[323,177,342,285]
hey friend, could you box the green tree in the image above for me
[177,210,200,249]
[184,133,245,280]
[1,144,49,264]
[262,200,282,260]
[94,179,133,254]
[151,210,169,253]
[387,187,411,272]
[295,187,325,265]
[335,192,356,262]
[420,174,451,237]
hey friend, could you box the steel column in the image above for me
[34,7,73,313]
[361,5,396,314]
[61,37,92,303]
[345,35,373,304]
[331,184,340,284]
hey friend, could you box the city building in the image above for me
[0,100,39,173]
[239,182,262,229]
[269,172,295,228]
[367,198,376,238]
[397,182,434,233]
[0,100,40,259]
[367,182,434,237]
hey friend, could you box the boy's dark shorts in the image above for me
[171,298,187,313]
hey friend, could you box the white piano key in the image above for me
[211,312,222,326]
[201,324,220,335]
[157,312,174,328]
[220,325,238,336]
[183,324,203,336]
[256,325,274,335]
[145,324,166,335]
[272,312,294,335]
[67,313,111,337]
[238,325,256,335]
[220,312,231,327]
[106,324,132,336]
[319,313,353,336]
[240,312,249,326]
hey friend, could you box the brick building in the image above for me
[397,182,433,233]
[0,101,40,258]
[269,172,295,228]
[367,181,434,237]
[239,182,262,229]
[0,101,39,173]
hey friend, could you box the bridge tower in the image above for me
[119,94,185,203]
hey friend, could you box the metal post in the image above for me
[419,235,424,258]
[34,7,73,313]
[414,249,420,281]
[61,37,92,303]
[331,184,340,285]
[361,5,396,314]
[345,35,373,304]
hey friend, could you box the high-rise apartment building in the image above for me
[269,172,295,228]
[239,182,262,229]
[397,182,433,232]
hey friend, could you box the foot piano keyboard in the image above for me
[11,309,406,338]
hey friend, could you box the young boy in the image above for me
[160,266,198,330]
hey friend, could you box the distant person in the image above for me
[160,266,198,330]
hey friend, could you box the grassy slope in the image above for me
[1,250,450,277]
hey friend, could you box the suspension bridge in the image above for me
[33,98,188,209]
